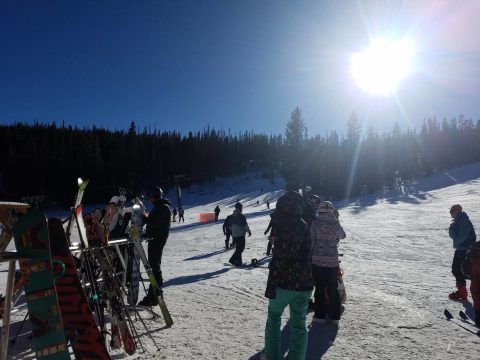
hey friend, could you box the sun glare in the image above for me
[351,38,415,95]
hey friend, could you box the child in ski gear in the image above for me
[263,191,313,360]
[178,207,185,222]
[310,200,346,325]
[264,220,273,256]
[172,207,177,222]
[214,205,220,221]
[138,187,171,306]
[228,202,251,266]
[448,204,476,300]
[223,215,232,250]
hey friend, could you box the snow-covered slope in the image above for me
[2,165,480,359]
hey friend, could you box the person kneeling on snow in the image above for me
[310,201,346,325]
[448,204,476,301]
[263,191,313,360]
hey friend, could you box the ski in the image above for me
[65,179,89,245]
[459,310,479,328]
[129,226,174,327]
[444,309,480,337]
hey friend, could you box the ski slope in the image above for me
[2,166,480,359]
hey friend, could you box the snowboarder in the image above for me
[263,190,313,360]
[264,220,273,256]
[214,205,220,221]
[138,187,171,306]
[172,207,177,222]
[222,214,232,250]
[448,204,476,300]
[228,202,251,266]
[310,201,346,325]
[178,207,185,223]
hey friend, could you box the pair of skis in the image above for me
[444,309,480,337]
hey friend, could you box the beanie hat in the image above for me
[235,202,243,211]
[109,196,120,204]
[276,191,303,216]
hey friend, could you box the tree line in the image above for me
[0,110,479,206]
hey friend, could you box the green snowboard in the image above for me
[14,209,70,360]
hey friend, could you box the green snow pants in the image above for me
[264,287,312,360]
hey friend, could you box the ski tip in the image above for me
[444,309,453,320]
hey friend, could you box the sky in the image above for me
[1,0,480,137]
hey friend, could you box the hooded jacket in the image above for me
[310,212,346,268]
[449,211,476,250]
[265,191,313,297]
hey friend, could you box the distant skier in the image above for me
[222,214,233,250]
[447,204,476,301]
[264,220,273,256]
[214,205,220,221]
[263,190,313,360]
[228,202,251,266]
[266,201,270,209]
[138,187,171,306]
[172,207,177,222]
[178,207,185,223]
[310,201,346,325]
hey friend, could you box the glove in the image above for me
[248,232,252,237]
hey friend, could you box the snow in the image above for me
[2,166,480,359]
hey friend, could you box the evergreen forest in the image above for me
[1,108,479,206]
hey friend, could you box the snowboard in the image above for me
[126,243,141,306]
[128,226,174,327]
[49,217,111,360]
[13,209,70,359]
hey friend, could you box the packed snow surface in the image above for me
[2,166,480,359]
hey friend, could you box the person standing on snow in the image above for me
[310,201,346,325]
[467,242,480,327]
[138,187,171,306]
[447,204,476,301]
[263,190,313,360]
[214,205,221,221]
[178,207,185,223]
[228,202,251,266]
[223,214,233,250]
[264,220,274,256]
[172,207,177,222]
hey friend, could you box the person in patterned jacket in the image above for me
[310,201,346,326]
[263,190,313,360]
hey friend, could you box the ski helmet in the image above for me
[109,196,120,205]
[148,187,163,200]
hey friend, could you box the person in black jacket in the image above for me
[138,186,171,306]
[223,214,233,250]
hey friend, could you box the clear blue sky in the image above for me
[1,0,479,136]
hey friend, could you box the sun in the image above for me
[351,38,415,95]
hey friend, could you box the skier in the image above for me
[263,190,313,360]
[266,201,270,209]
[448,204,476,300]
[222,214,232,250]
[228,202,251,266]
[310,201,346,325]
[172,207,177,222]
[178,207,185,223]
[264,220,273,256]
[138,187,171,306]
[214,205,220,221]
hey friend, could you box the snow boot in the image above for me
[448,285,468,301]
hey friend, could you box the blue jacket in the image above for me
[449,212,476,250]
